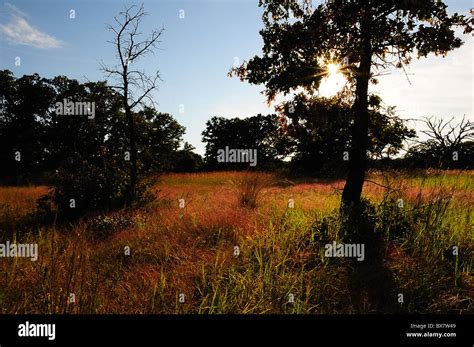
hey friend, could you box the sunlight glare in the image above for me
[319,63,346,97]
[327,63,340,77]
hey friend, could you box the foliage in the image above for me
[281,95,415,176]
[231,0,471,204]
[0,70,190,217]
[202,114,291,170]
[170,142,204,173]
[232,0,472,102]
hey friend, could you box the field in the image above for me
[0,170,472,314]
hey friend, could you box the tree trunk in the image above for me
[341,36,372,207]
[125,104,138,205]
[123,68,137,206]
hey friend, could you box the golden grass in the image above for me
[0,170,472,313]
[0,186,51,232]
[0,186,50,211]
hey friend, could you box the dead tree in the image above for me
[422,116,473,148]
[100,4,163,205]
[420,116,473,167]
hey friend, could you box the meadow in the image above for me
[0,170,472,314]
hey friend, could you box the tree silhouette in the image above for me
[406,116,474,168]
[202,114,290,170]
[101,4,164,205]
[281,95,415,176]
[421,116,473,152]
[0,70,187,217]
[231,0,472,207]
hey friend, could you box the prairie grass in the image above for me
[230,171,275,208]
[0,186,51,238]
[0,170,472,313]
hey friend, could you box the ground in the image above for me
[0,170,472,313]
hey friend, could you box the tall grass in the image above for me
[0,170,471,313]
[230,172,274,208]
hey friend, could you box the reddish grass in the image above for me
[0,171,472,313]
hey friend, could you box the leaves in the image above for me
[231,0,472,101]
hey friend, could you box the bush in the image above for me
[310,210,339,246]
[375,197,413,241]
[311,198,378,247]
[38,158,129,220]
[36,152,159,222]
[134,178,159,207]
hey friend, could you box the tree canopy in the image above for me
[202,114,290,170]
[231,0,472,206]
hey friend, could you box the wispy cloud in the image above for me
[4,2,30,19]
[0,3,63,49]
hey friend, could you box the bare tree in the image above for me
[421,116,473,150]
[100,4,164,205]
[417,116,474,167]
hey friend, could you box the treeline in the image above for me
[1,70,472,200]
[0,70,201,184]
[202,95,473,176]
[0,70,202,217]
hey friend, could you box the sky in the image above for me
[0,0,472,155]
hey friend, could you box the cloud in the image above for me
[0,4,63,49]
[4,3,30,19]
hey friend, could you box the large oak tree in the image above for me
[231,0,472,207]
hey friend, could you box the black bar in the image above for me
[0,314,472,346]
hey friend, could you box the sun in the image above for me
[327,63,340,77]
[319,63,346,97]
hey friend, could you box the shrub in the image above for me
[134,178,158,207]
[310,210,339,246]
[311,198,379,253]
[375,197,413,241]
[38,158,129,220]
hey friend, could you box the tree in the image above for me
[281,94,415,176]
[133,108,186,174]
[231,0,472,207]
[202,114,290,170]
[421,116,473,153]
[171,142,204,173]
[0,71,56,182]
[406,116,474,168]
[101,4,164,205]
[37,77,130,219]
[0,70,188,218]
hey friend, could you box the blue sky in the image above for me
[0,0,472,155]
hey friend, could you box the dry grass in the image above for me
[0,186,51,233]
[0,170,472,313]
[230,172,275,208]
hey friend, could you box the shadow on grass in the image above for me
[346,233,399,313]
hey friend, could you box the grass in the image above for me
[0,170,472,313]
[0,186,51,234]
[230,171,275,208]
